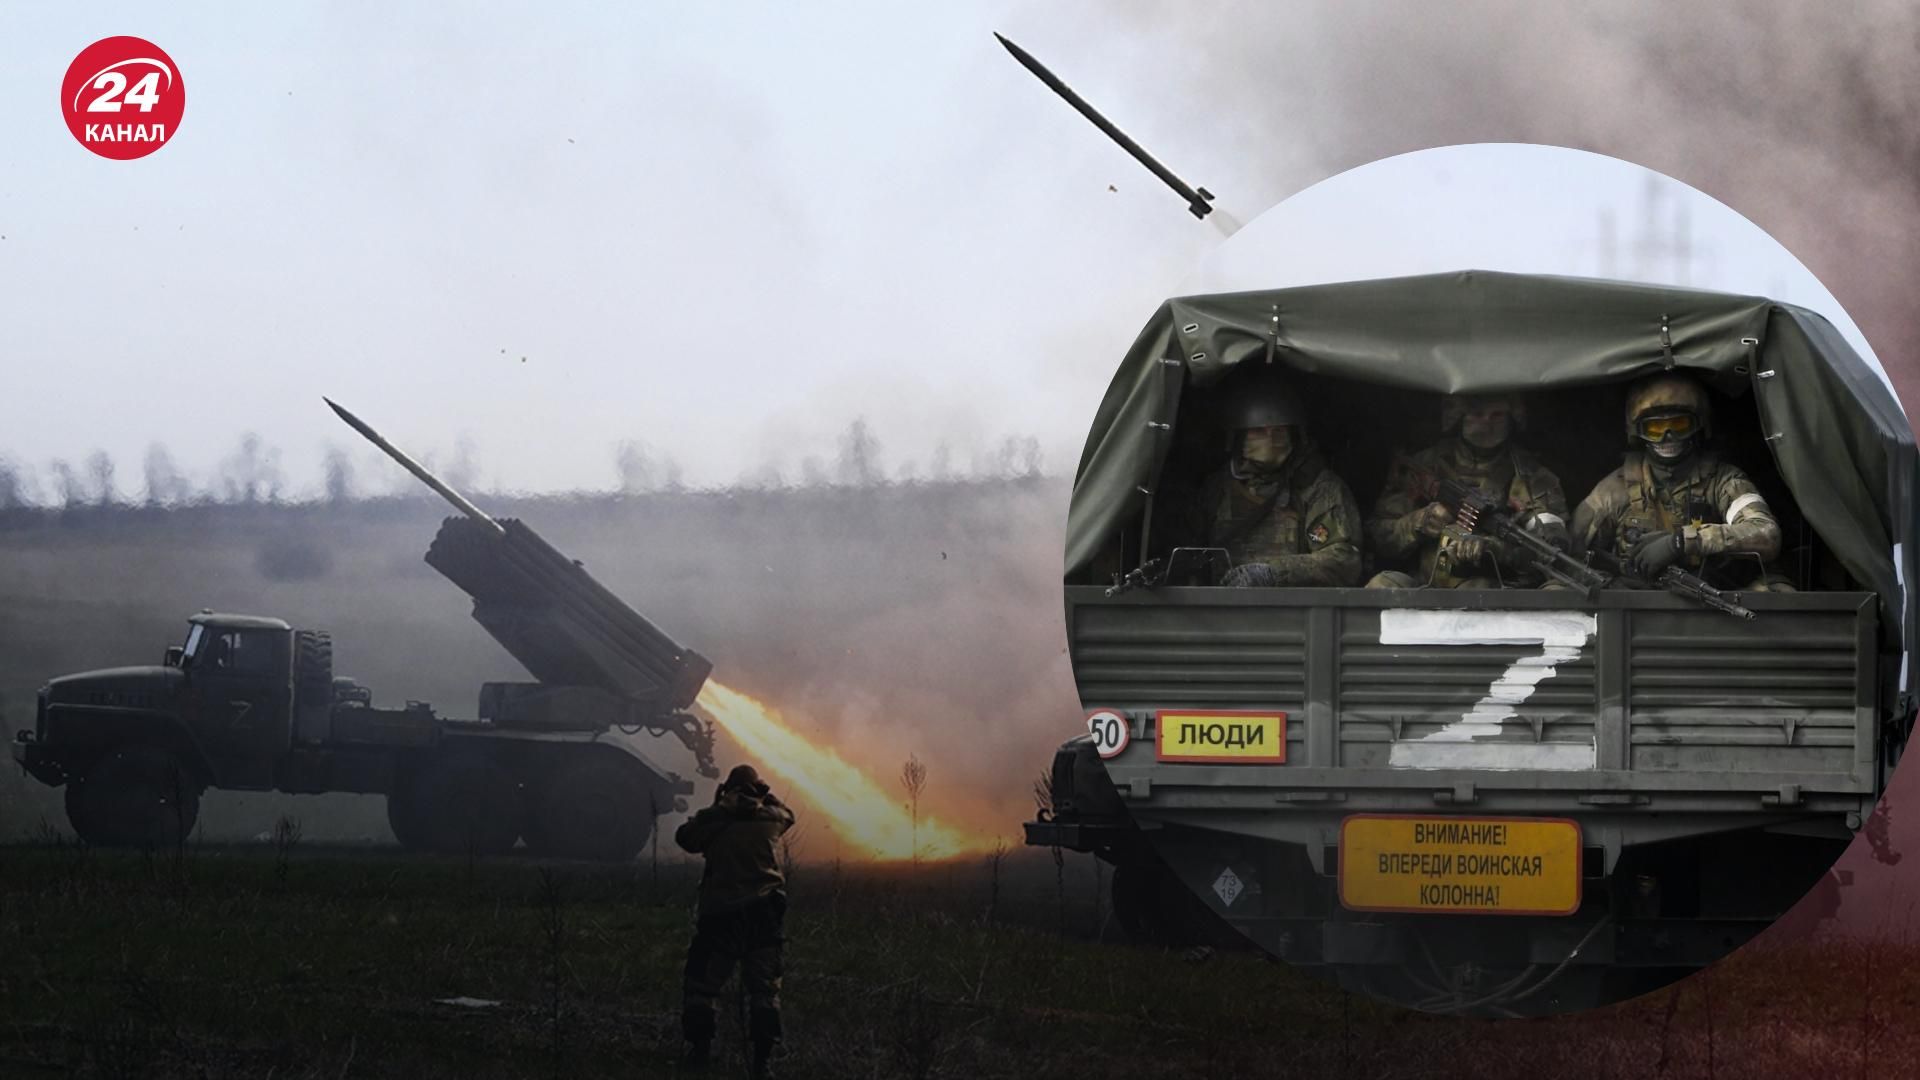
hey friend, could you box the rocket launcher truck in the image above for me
[11,400,717,860]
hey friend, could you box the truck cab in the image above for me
[14,510,711,862]
[173,614,299,786]
[13,613,323,846]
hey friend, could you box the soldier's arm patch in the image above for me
[1309,522,1330,547]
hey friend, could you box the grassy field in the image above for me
[3,841,1918,1080]
[6,488,1919,1077]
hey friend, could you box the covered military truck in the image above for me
[1026,270,1918,1014]
[13,411,718,861]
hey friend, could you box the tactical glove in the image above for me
[1629,529,1685,578]
[1222,562,1285,588]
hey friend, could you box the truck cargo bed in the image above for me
[1072,586,1881,826]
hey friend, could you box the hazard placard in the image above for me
[1338,815,1581,916]
[1154,710,1286,763]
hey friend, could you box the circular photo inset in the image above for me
[1037,144,1914,1016]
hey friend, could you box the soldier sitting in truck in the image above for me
[1365,393,1572,588]
[1186,368,1364,588]
[1573,372,1791,591]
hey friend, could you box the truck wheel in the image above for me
[69,745,201,848]
[414,752,523,856]
[385,772,427,851]
[294,630,334,698]
[1110,861,1241,948]
[63,778,101,842]
[1111,864,1162,944]
[525,754,655,862]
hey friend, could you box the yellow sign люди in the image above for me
[1338,815,1581,916]
[1155,710,1286,763]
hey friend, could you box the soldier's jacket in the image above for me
[1368,437,1570,588]
[675,787,796,913]
[1572,451,1782,570]
[1196,443,1363,587]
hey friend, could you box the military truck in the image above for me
[12,402,717,860]
[1027,271,1918,1014]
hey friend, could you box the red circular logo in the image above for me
[61,37,185,160]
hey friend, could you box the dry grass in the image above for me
[2,843,1917,1079]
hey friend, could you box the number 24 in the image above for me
[88,71,162,113]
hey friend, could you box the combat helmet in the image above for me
[1624,372,1713,444]
[1439,393,1529,434]
[1224,367,1308,430]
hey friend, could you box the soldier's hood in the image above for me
[1235,435,1327,488]
[715,790,785,820]
[1632,447,1719,487]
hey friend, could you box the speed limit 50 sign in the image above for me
[1086,709,1130,759]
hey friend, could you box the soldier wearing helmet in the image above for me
[1366,393,1571,588]
[1572,372,1785,587]
[1195,367,1362,587]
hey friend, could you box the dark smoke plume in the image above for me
[1090,0,1919,405]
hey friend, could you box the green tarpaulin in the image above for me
[1066,270,1917,668]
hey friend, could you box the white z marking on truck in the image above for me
[1378,610,1598,770]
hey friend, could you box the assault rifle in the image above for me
[1430,476,1610,598]
[1589,540,1758,621]
[1106,547,1233,596]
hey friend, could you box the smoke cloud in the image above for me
[1076,0,1919,404]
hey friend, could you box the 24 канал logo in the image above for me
[61,37,185,160]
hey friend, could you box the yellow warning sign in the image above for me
[1339,815,1581,915]
[1155,710,1286,763]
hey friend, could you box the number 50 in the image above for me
[1087,709,1130,759]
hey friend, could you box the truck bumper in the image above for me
[11,732,73,787]
[1023,816,1138,854]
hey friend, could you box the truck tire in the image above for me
[385,768,427,851]
[63,777,101,842]
[1110,863,1161,944]
[413,751,523,856]
[68,745,201,848]
[1110,861,1242,949]
[524,753,656,862]
[294,630,334,698]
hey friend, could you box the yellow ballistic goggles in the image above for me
[1637,413,1697,440]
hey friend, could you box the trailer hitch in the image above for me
[637,711,721,779]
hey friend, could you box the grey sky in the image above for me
[0,5,1893,500]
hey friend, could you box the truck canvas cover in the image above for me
[1066,270,1919,667]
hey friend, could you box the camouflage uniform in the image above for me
[1572,451,1786,588]
[676,766,795,1075]
[1573,372,1787,591]
[1200,440,1364,587]
[1366,437,1570,588]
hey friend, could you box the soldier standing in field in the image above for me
[1572,372,1788,590]
[1193,369,1364,588]
[1366,393,1572,588]
[675,764,795,1077]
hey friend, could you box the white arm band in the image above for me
[1725,492,1769,523]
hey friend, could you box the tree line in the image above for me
[0,420,1051,510]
